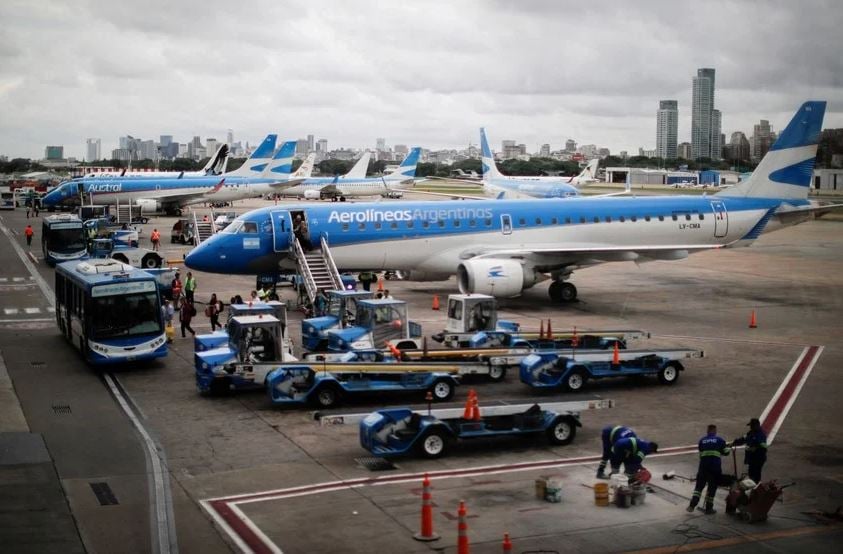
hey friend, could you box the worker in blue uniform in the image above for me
[597,425,637,478]
[610,436,658,476]
[687,424,731,514]
[733,417,768,483]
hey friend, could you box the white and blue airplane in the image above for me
[278,147,422,201]
[479,128,600,199]
[185,102,828,303]
[42,136,305,215]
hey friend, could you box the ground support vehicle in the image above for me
[429,294,519,347]
[194,314,296,394]
[88,238,163,269]
[265,364,461,408]
[349,399,614,459]
[144,267,178,300]
[42,214,87,266]
[301,290,374,350]
[83,217,141,247]
[194,301,289,352]
[520,349,704,392]
[326,298,422,352]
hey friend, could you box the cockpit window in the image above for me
[222,221,243,234]
[241,222,258,233]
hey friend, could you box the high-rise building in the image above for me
[565,139,576,152]
[45,146,64,160]
[376,138,386,151]
[86,138,101,162]
[206,138,219,158]
[316,139,328,153]
[539,144,551,157]
[159,135,173,148]
[691,68,716,160]
[751,120,776,161]
[296,139,308,155]
[226,129,234,146]
[307,134,314,153]
[656,100,679,159]
[711,109,722,161]
[678,142,692,160]
[727,131,751,162]
[140,140,158,160]
[393,144,408,155]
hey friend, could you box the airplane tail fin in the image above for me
[345,151,371,179]
[385,147,421,181]
[480,127,502,180]
[203,144,229,175]
[579,159,599,182]
[224,134,277,177]
[260,141,297,179]
[718,101,826,200]
[291,153,316,179]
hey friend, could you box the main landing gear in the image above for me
[548,280,577,303]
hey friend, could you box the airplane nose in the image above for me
[184,241,216,272]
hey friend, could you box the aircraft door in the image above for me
[270,210,292,252]
[500,214,512,235]
[710,200,728,238]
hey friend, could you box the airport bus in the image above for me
[0,186,14,210]
[42,214,88,266]
[55,259,168,364]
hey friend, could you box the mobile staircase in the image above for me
[293,236,344,304]
[191,210,215,245]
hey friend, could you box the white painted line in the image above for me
[0,277,7,282]
[4,308,19,315]
[762,346,824,444]
[0,318,54,324]
[12,277,24,282]
[0,220,55,308]
[199,500,255,554]
[27,251,39,264]
[103,374,177,554]
[24,307,41,314]
[47,307,55,313]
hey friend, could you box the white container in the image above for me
[610,474,629,490]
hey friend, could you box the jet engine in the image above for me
[456,259,540,298]
[134,199,163,213]
[303,190,321,200]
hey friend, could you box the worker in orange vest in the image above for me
[150,228,161,251]
[24,224,34,248]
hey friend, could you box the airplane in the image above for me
[480,128,602,198]
[185,102,831,303]
[277,151,370,200]
[276,147,421,201]
[81,144,230,179]
[42,137,304,215]
[449,169,482,181]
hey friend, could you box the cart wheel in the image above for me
[547,417,577,445]
[430,379,454,401]
[487,365,507,382]
[312,384,341,408]
[658,362,682,385]
[419,430,448,459]
[565,368,588,392]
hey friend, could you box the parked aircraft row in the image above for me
[185,102,837,303]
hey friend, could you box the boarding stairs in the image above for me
[293,236,344,304]
[191,211,215,246]
[113,199,142,223]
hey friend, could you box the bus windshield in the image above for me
[90,292,162,339]
[46,227,86,252]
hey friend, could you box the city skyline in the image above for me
[1,2,841,160]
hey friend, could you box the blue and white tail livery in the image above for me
[186,102,832,304]
[225,134,279,177]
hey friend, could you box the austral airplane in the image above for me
[277,148,421,201]
[185,102,830,303]
[42,136,306,215]
[81,143,230,178]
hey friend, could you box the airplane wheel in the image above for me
[547,417,577,445]
[549,281,577,303]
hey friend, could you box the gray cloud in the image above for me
[1,0,841,159]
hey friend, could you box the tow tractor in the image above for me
[318,398,613,459]
[430,294,520,347]
[264,363,460,408]
[326,298,423,352]
[301,290,373,350]
[520,349,704,392]
[194,301,289,352]
[194,313,296,394]
[88,237,163,269]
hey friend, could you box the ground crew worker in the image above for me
[610,436,658,476]
[24,224,34,248]
[150,228,161,251]
[184,271,197,302]
[171,272,183,302]
[687,424,731,514]
[733,418,767,483]
[597,425,636,478]
[358,271,374,291]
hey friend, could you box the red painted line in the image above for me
[209,500,274,554]
[761,345,820,434]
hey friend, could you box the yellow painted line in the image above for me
[624,522,842,554]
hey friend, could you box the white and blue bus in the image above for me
[55,259,168,364]
[42,214,88,266]
[0,186,14,210]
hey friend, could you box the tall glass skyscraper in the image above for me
[656,100,678,159]
[691,68,716,160]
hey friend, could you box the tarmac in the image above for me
[1,195,842,553]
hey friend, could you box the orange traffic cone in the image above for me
[377,276,384,292]
[470,393,481,421]
[749,310,757,329]
[612,342,620,365]
[457,500,470,554]
[413,473,440,542]
[432,294,440,310]
[502,532,513,553]
[538,319,545,339]
[463,389,476,419]
[546,319,553,340]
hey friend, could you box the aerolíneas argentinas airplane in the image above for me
[185,102,827,303]
[278,147,421,201]
[480,128,599,199]
[42,136,304,214]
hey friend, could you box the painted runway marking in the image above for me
[3,308,19,315]
[200,345,825,554]
[24,307,41,314]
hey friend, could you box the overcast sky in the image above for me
[1,0,841,160]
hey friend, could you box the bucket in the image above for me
[594,482,610,506]
[615,486,632,508]
[535,478,548,500]
[545,479,562,503]
[631,483,647,505]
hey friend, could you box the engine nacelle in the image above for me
[135,198,163,213]
[303,190,321,200]
[457,259,539,298]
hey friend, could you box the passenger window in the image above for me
[620,216,626,222]
[453,220,461,228]
[407,221,414,229]
[374,222,382,230]
[551,217,558,225]
[685,214,691,221]
[484,218,492,226]
[565,217,572,224]
[358,222,366,230]
[242,222,258,233]
[658,215,664,221]
[644,215,651,222]
[437,220,445,228]
[631,216,637,222]
[672,214,678,221]
[698,214,704,220]
[342,223,349,231]
[519,218,526,226]
[469,219,476,227]
[579,217,586,224]
[605,216,612,223]
[422,221,430,229]
[593,216,599,223]
[535,217,542,225]
[390,222,398,229]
